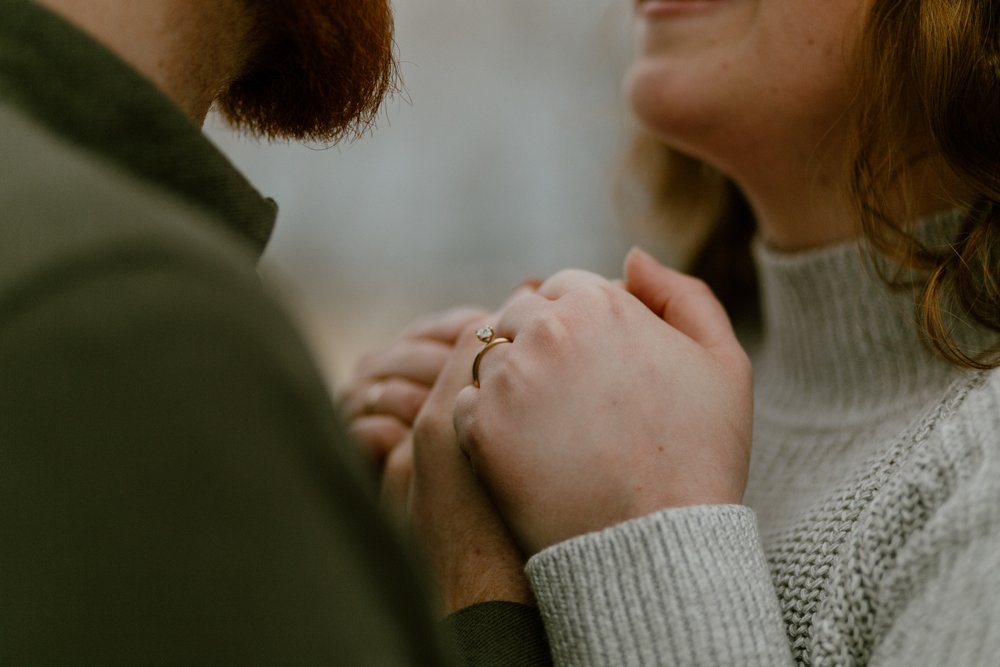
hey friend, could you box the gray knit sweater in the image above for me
[525,215,1000,666]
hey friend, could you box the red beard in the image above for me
[216,0,398,143]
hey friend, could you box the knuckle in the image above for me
[560,268,600,283]
[526,313,570,351]
[456,413,488,461]
[588,283,626,317]
[453,390,478,439]
[546,268,578,285]
[453,388,492,458]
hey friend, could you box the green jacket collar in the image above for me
[0,0,277,257]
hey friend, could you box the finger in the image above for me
[381,436,414,522]
[400,307,491,344]
[415,317,494,438]
[352,338,453,386]
[342,380,391,420]
[348,415,409,467]
[624,246,740,352]
[536,268,610,300]
[341,377,430,424]
[463,289,546,349]
[452,336,515,466]
[410,317,494,496]
[470,335,515,392]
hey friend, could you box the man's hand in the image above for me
[383,315,534,614]
[340,308,487,468]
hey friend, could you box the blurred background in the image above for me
[206,0,641,385]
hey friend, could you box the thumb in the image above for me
[624,246,739,352]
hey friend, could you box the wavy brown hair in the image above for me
[622,0,1000,368]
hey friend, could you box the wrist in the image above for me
[427,522,534,614]
[440,555,534,614]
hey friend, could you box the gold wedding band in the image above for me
[364,381,387,415]
[472,335,512,388]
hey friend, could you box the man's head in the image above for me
[216,0,398,143]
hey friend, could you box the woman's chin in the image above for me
[624,62,720,155]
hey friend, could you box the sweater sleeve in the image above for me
[526,374,1000,666]
[525,505,794,666]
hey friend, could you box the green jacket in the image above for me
[0,1,549,663]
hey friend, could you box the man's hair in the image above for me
[215,0,399,143]
[621,0,1000,368]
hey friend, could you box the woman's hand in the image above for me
[340,307,488,468]
[453,248,753,555]
[382,315,534,614]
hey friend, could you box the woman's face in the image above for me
[626,0,870,176]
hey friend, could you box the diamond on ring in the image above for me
[476,325,495,343]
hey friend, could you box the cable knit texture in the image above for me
[526,212,1000,666]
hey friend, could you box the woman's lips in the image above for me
[637,0,725,19]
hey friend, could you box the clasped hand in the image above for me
[342,248,753,609]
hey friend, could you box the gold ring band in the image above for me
[472,337,512,388]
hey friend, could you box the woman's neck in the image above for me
[731,142,965,253]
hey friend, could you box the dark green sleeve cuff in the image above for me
[444,601,552,667]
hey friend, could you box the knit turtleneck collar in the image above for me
[750,211,991,426]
